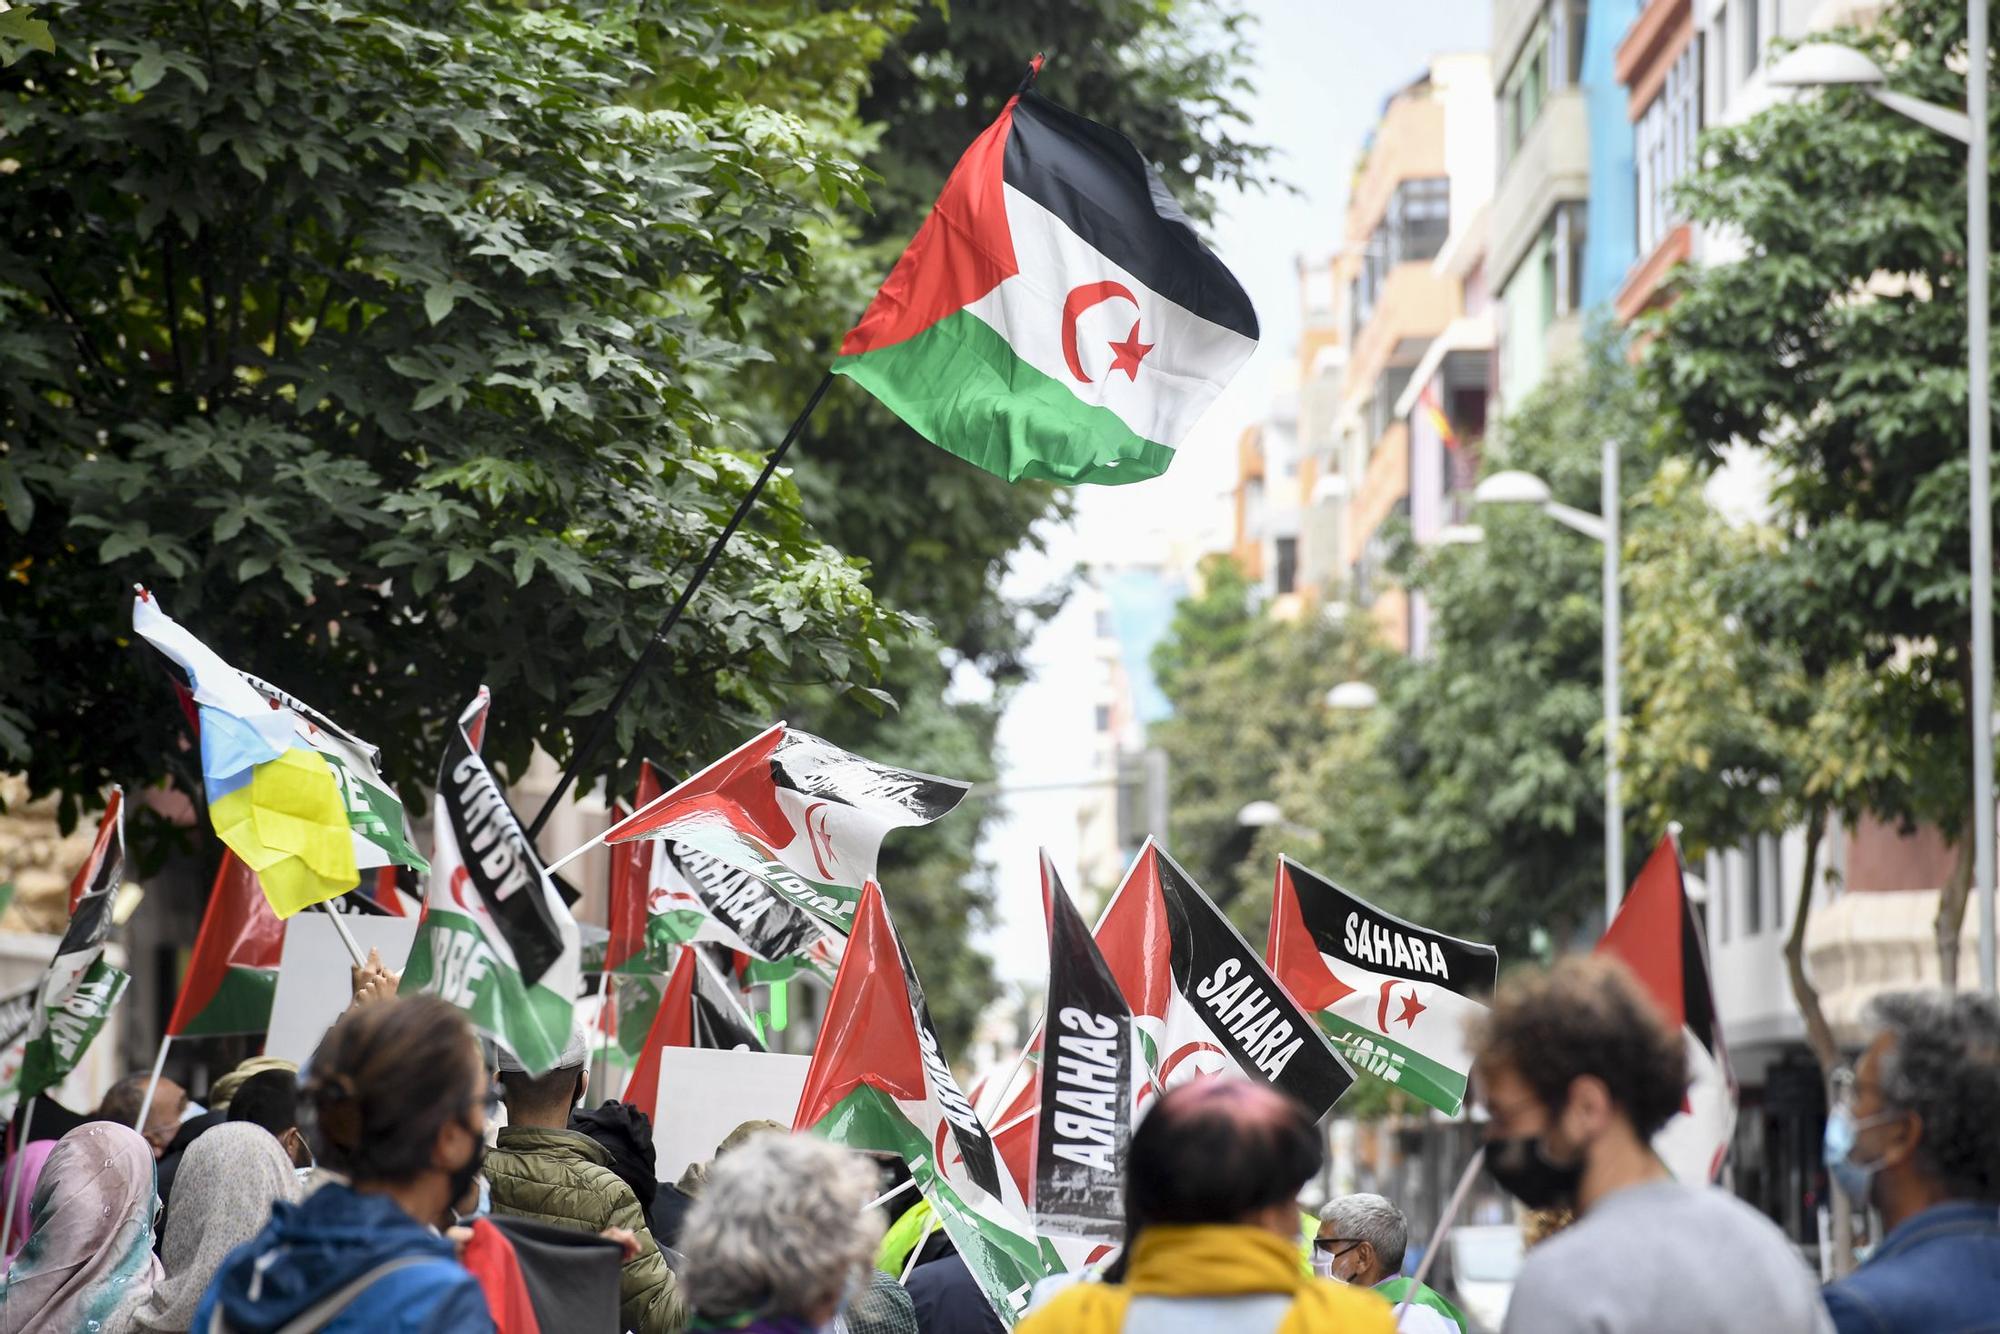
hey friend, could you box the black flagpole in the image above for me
[524,368,837,840]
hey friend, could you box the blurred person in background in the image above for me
[1018,1077,1393,1334]
[677,1130,882,1334]
[227,1069,312,1172]
[132,1122,301,1332]
[1471,956,1830,1334]
[192,995,497,1332]
[1314,1194,1464,1333]
[1820,991,2000,1334]
[0,1121,162,1333]
[96,1074,187,1160]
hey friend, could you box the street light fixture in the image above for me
[1325,680,1380,711]
[1767,29,1994,995]
[1237,800,1284,829]
[1475,440,1624,927]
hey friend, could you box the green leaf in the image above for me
[446,550,474,583]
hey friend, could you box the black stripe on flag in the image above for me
[1003,91,1259,340]
[1282,859,1499,993]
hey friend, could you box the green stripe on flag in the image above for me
[173,965,278,1039]
[834,310,1176,487]
[1316,1012,1468,1115]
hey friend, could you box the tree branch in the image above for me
[1783,800,1853,1278]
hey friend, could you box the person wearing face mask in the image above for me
[1818,991,2000,1334]
[1470,956,1832,1334]
[484,1026,686,1334]
[191,995,498,1332]
[1313,1195,1464,1334]
[677,1130,883,1334]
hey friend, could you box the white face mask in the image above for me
[1311,1253,1336,1279]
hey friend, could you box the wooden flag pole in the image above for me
[525,370,838,842]
[0,1096,34,1258]
[132,1034,174,1138]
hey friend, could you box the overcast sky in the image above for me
[973,0,1494,990]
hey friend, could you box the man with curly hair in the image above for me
[1469,955,1830,1333]
[1820,991,2000,1333]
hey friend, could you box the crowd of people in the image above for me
[0,955,1992,1333]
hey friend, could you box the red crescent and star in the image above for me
[1061,281,1155,384]
[1376,978,1427,1031]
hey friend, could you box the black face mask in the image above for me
[445,1125,487,1213]
[1485,1134,1585,1210]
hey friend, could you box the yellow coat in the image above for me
[1016,1224,1396,1334]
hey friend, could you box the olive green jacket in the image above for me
[486,1124,687,1333]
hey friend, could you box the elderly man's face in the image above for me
[141,1079,187,1158]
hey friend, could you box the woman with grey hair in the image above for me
[678,1130,890,1333]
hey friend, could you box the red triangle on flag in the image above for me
[1598,835,1688,1030]
[606,761,666,972]
[621,949,696,1122]
[791,881,927,1130]
[604,725,792,850]
[166,851,287,1038]
[67,789,124,918]
[1265,859,1359,1011]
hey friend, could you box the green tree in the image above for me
[1650,0,1993,982]
[0,0,912,837]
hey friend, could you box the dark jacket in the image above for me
[191,1180,494,1333]
[569,1100,687,1250]
[1823,1201,2000,1334]
[905,1255,1004,1334]
[485,1124,686,1333]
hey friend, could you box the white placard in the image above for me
[264,914,421,1067]
[654,1047,812,1182]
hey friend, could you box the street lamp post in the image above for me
[1474,442,1623,927]
[1769,30,1994,994]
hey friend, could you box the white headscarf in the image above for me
[129,1122,301,1332]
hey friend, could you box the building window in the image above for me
[1500,18,1550,163]
[1553,0,1589,87]
[1742,0,1761,81]
[1387,177,1451,264]
[1274,537,1299,596]
[1094,704,1113,733]
[1369,366,1415,443]
[1094,609,1115,638]
[1743,838,1766,934]
[1635,39,1703,257]
[1711,7,1729,114]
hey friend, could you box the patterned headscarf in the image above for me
[0,1122,163,1334]
[0,1140,55,1270]
[130,1122,302,1332]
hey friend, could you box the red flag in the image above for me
[620,947,764,1120]
[166,851,287,1038]
[1597,833,1737,1183]
[606,762,667,974]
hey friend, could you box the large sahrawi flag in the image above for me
[1598,833,1737,1183]
[604,724,968,934]
[796,882,1062,1326]
[621,946,767,1122]
[1032,852,1136,1244]
[833,68,1258,485]
[1266,858,1498,1116]
[402,688,580,1074]
[648,843,844,983]
[134,589,428,915]
[4,794,131,1120]
[991,839,1353,1194]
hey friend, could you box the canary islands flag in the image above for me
[133,588,427,917]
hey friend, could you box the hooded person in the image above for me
[485,1026,684,1334]
[0,1121,164,1334]
[131,1123,302,1332]
[191,996,498,1333]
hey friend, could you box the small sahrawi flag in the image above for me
[645,843,844,984]
[165,852,287,1038]
[833,61,1258,485]
[1031,852,1136,1244]
[621,947,766,1121]
[401,688,580,1074]
[1598,833,1736,1184]
[795,882,1062,1326]
[11,794,131,1118]
[604,724,968,934]
[133,589,428,915]
[1266,858,1497,1116]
